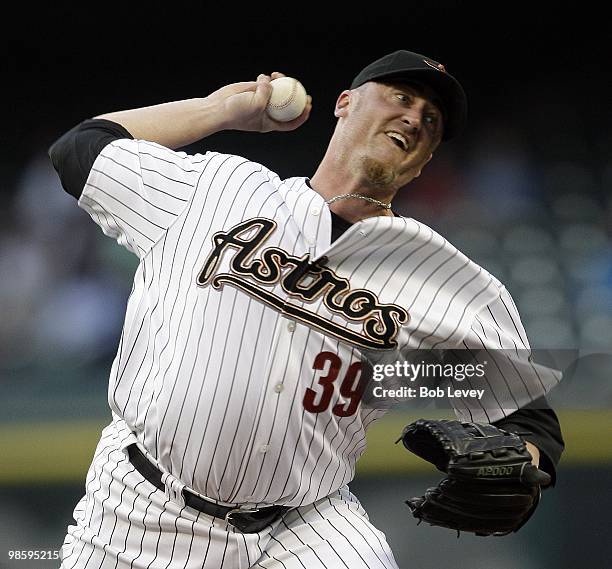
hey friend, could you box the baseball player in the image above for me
[49,50,564,568]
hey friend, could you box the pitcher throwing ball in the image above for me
[49,50,564,568]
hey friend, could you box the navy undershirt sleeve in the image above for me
[48,118,134,199]
[492,396,564,486]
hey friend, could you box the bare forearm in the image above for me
[95,97,226,150]
[93,74,312,150]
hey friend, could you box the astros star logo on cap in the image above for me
[423,59,446,72]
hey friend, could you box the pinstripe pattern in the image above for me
[63,139,558,567]
[257,487,397,568]
[61,422,397,569]
[446,284,560,423]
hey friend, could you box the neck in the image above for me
[311,151,397,223]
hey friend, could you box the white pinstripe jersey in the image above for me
[78,138,559,508]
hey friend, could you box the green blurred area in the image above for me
[1,411,611,569]
[1,410,610,484]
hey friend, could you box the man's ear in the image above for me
[413,153,434,178]
[334,90,352,118]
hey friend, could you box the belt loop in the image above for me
[161,471,187,507]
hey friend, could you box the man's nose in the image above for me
[402,110,422,134]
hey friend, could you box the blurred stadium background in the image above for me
[2,8,611,569]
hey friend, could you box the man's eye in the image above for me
[395,93,410,103]
[424,115,438,125]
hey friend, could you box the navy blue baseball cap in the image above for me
[350,50,468,141]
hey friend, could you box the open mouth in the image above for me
[385,131,408,152]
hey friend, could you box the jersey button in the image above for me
[259,445,270,453]
[274,383,284,393]
[287,321,296,332]
[311,206,321,216]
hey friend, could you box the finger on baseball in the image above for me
[253,77,273,108]
[275,99,312,131]
[270,71,286,79]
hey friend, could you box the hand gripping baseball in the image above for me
[207,72,312,133]
[398,419,551,536]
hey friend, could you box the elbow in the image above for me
[48,137,66,179]
[48,129,85,200]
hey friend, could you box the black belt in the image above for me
[127,444,290,533]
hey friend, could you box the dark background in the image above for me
[5,6,610,188]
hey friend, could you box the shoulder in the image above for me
[102,142,288,184]
[101,138,210,167]
[281,176,312,191]
[403,215,506,291]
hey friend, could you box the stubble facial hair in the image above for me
[361,156,396,188]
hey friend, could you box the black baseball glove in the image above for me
[398,419,551,536]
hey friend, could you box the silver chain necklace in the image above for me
[324,193,392,210]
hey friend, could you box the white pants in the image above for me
[59,423,399,569]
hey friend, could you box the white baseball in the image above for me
[266,77,307,122]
